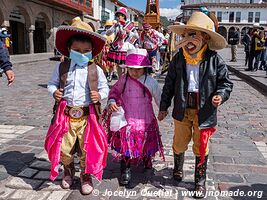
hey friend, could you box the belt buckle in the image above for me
[69,107,84,119]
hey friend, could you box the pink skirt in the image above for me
[107,50,127,64]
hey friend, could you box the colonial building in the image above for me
[94,0,144,27]
[0,0,97,55]
[180,0,267,43]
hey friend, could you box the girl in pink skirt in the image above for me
[103,48,164,185]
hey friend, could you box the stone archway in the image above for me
[8,6,31,54]
[34,12,51,53]
[0,8,4,26]
[218,26,227,40]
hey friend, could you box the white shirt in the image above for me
[47,60,109,106]
[186,64,199,92]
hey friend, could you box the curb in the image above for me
[228,65,267,96]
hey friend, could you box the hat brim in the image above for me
[168,25,227,50]
[0,33,10,38]
[120,65,152,69]
[55,26,106,57]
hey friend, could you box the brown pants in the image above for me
[173,109,209,156]
[60,116,87,168]
[231,45,237,61]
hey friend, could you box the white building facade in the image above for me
[181,0,267,43]
[93,0,140,27]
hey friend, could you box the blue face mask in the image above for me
[69,50,93,67]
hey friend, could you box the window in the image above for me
[102,0,105,9]
[250,0,254,3]
[229,12,234,22]
[217,11,222,22]
[101,10,110,21]
[255,12,260,23]
[115,6,118,12]
[248,12,253,22]
[130,14,132,21]
[236,12,241,22]
[79,0,84,4]
[86,0,91,7]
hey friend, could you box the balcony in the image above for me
[42,0,93,15]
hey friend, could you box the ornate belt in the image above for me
[64,106,89,119]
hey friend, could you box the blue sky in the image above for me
[120,0,182,19]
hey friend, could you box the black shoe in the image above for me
[245,68,252,71]
[173,152,184,182]
[120,158,131,185]
[194,155,208,199]
[252,68,258,72]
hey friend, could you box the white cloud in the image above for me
[160,5,181,20]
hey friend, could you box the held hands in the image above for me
[5,70,15,86]
[158,111,168,121]
[212,95,222,107]
[109,103,119,113]
[53,89,63,102]
[90,91,101,103]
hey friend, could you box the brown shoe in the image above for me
[61,163,75,189]
[80,172,93,195]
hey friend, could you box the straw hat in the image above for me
[55,17,106,57]
[105,20,113,27]
[168,12,227,50]
[120,49,151,69]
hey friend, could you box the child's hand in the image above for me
[158,111,168,121]
[109,103,119,112]
[212,95,222,107]
[90,91,101,103]
[53,89,63,102]
[5,70,15,86]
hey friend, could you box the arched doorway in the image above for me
[0,9,4,26]
[34,18,46,53]
[218,26,227,40]
[8,7,30,54]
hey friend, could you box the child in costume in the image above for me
[158,12,233,198]
[103,48,164,185]
[45,17,109,195]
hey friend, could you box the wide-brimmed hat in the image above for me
[168,12,227,50]
[120,48,151,69]
[0,28,10,38]
[115,7,127,19]
[105,20,113,27]
[143,23,152,30]
[55,17,106,57]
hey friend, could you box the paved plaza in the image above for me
[0,48,266,199]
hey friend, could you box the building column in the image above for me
[28,25,35,54]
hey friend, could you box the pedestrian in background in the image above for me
[228,27,240,62]
[242,28,252,66]
[0,28,14,86]
[45,17,109,195]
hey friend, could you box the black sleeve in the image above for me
[0,46,12,72]
[159,53,178,111]
[215,55,233,104]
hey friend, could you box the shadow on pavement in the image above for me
[0,151,35,179]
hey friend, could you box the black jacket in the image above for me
[160,49,233,128]
[241,34,251,52]
[0,41,12,72]
[228,31,240,45]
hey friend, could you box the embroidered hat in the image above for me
[55,17,106,57]
[115,7,127,19]
[168,12,227,50]
[120,48,152,69]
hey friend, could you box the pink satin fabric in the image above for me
[44,101,108,181]
[125,54,150,66]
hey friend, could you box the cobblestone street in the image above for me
[0,49,266,200]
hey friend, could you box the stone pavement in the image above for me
[0,50,266,199]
